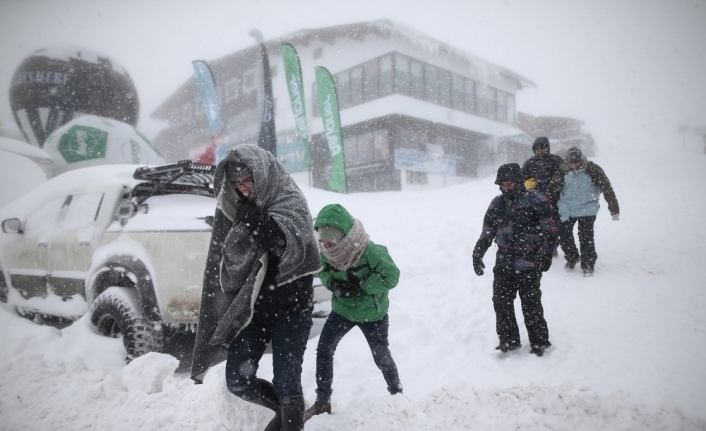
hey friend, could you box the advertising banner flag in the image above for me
[192,60,224,164]
[281,43,311,167]
[257,43,277,156]
[315,66,347,193]
[192,61,223,135]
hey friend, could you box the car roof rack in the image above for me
[132,160,216,204]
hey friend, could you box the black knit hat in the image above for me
[226,161,252,181]
[532,137,550,152]
[565,146,583,163]
[494,163,523,185]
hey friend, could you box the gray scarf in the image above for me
[322,218,369,270]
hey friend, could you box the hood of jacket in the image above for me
[314,204,354,235]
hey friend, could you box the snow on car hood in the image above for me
[119,194,215,232]
[0,164,143,222]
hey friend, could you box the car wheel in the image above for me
[90,286,164,362]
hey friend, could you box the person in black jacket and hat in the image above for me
[522,137,564,195]
[522,137,564,256]
[472,163,558,356]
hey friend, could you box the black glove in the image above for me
[235,204,285,253]
[330,278,364,298]
[536,255,552,272]
[235,203,264,227]
[473,257,485,276]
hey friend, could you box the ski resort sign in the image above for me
[394,144,456,175]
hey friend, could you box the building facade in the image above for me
[151,20,536,192]
[517,112,597,158]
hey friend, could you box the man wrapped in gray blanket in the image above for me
[191,144,321,431]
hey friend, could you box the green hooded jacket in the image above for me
[315,204,399,322]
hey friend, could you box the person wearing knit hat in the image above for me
[522,137,565,256]
[546,146,620,277]
[305,204,403,421]
[473,163,559,357]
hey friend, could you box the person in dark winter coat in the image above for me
[190,144,322,431]
[522,137,564,194]
[472,163,558,357]
[305,204,403,421]
[522,137,564,256]
[546,146,620,277]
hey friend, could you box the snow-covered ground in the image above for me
[1,141,705,431]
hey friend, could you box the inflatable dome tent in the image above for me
[43,115,164,175]
[10,44,139,148]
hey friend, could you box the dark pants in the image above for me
[559,215,597,270]
[315,311,401,402]
[492,267,550,349]
[225,309,312,404]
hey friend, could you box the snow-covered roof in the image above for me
[152,19,535,119]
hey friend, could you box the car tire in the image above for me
[90,286,164,362]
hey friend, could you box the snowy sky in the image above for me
[1,0,705,149]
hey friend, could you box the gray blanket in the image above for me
[190,145,321,383]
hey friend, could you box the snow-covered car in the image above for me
[0,161,328,362]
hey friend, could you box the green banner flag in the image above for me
[315,66,347,193]
[281,43,311,167]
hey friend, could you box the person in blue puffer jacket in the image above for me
[547,146,620,277]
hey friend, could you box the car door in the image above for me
[47,191,107,299]
[3,196,65,298]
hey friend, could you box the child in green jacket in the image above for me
[305,204,403,421]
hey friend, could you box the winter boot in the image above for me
[281,399,306,431]
[388,380,404,395]
[248,379,282,431]
[304,400,332,421]
[564,260,577,271]
[583,268,594,277]
[495,342,521,353]
[530,342,552,357]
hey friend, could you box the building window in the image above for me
[424,63,438,103]
[336,70,351,109]
[399,128,427,150]
[314,48,323,59]
[379,55,393,96]
[451,74,465,110]
[358,132,374,164]
[464,79,476,114]
[487,87,497,121]
[475,82,488,118]
[225,79,239,102]
[242,69,256,93]
[374,129,390,159]
[410,59,424,99]
[506,94,516,125]
[311,51,515,125]
[497,90,507,123]
[438,70,452,108]
[394,54,410,95]
[350,66,363,105]
[344,135,357,166]
[363,60,379,101]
